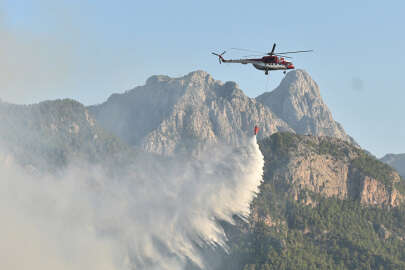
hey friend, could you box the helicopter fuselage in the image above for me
[212,43,310,75]
[221,55,294,74]
[252,62,288,71]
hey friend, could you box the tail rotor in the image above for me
[211,50,226,64]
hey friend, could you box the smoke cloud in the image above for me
[0,136,263,269]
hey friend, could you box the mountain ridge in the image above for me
[256,70,356,145]
[89,69,355,155]
[381,153,405,178]
[1,73,405,269]
[0,99,127,171]
[89,70,292,155]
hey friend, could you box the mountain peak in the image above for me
[145,75,171,85]
[256,70,355,144]
[381,153,405,178]
[283,69,313,80]
[89,70,355,154]
[146,70,214,86]
[277,69,320,97]
[185,70,211,79]
[89,71,291,154]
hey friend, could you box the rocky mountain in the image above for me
[256,70,356,145]
[217,133,405,270]
[0,99,126,171]
[89,70,354,155]
[259,133,403,207]
[1,78,404,269]
[381,153,405,178]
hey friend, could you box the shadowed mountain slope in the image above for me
[381,153,405,178]
[0,99,126,171]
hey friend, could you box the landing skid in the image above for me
[265,70,286,75]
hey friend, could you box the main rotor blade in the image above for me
[242,54,293,59]
[230,48,267,54]
[275,54,292,59]
[242,54,266,58]
[276,50,314,54]
[269,43,276,55]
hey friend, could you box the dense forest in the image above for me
[217,133,405,270]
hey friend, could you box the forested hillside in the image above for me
[0,99,127,171]
[218,133,405,270]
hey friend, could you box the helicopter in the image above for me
[212,43,313,75]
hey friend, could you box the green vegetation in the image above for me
[352,153,396,190]
[215,133,405,270]
[316,139,351,159]
[395,177,405,196]
[261,132,299,156]
[258,132,299,180]
[220,186,405,270]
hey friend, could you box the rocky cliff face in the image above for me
[89,70,354,155]
[259,133,403,207]
[381,153,405,178]
[89,71,292,155]
[220,134,405,270]
[256,70,355,145]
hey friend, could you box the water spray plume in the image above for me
[0,136,264,269]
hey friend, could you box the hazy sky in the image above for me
[1,0,404,157]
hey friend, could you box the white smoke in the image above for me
[0,136,263,270]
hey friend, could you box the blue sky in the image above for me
[1,0,404,157]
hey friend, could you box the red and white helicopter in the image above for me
[212,43,313,75]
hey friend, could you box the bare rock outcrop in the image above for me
[89,71,292,155]
[260,133,403,207]
[256,70,355,145]
[89,70,355,155]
